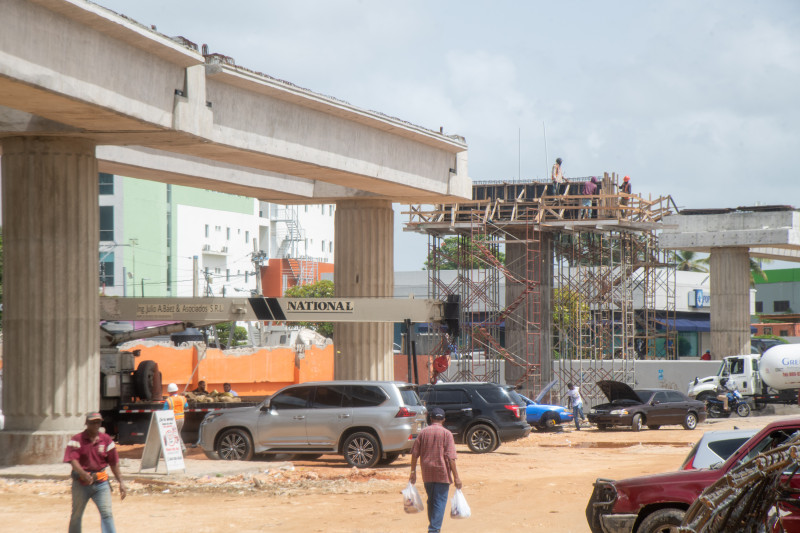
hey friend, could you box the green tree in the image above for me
[750,257,770,286]
[214,322,248,347]
[553,287,590,330]
[674,250,708,272]
[424,236,505,270]
[284,279,335,338]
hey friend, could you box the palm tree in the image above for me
[750,257,770,286]
[674,250,708,272]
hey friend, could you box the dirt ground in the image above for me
[2,412,796,533]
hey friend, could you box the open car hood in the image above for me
[597,380,641,403]
[535,378,559,404]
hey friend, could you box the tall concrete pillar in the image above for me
[333,199,394,380]
[709,247,751,358]
[505,232,553,394]
[0,137,99,464]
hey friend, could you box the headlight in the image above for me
[609,409,629,416]
[202,412,225,425]
[590,408,597,414]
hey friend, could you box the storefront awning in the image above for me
[657,317,756,333]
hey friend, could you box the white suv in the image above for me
[198,381,427,468]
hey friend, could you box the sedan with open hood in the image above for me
[587,380,707,432]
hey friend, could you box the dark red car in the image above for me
[586,417,800,533]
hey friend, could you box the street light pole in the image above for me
[141,277,150,297]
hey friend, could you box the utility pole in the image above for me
[129,238,138,297]
[251,238,267,296]
[192,255,199,297]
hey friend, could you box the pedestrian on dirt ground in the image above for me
[566,383,587,430]
[409,407,463,533]
[701,350,711,361]
[163,383,188,452]
[192,380,208,394]
[64,412,127,533]
[223,382,239,397]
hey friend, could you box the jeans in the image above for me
[69,479,117,533]
[573,405,585,430]
[424,482,450,533]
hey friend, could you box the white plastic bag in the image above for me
[450,488,471,519]
[402,482,425,514]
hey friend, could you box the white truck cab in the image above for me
[687,354,762,401]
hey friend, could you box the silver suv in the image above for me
[198,381,426,468]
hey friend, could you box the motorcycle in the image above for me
[706,389,751,418]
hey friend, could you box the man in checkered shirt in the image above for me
[409,407,463,532]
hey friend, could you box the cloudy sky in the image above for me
[95,0,800,271]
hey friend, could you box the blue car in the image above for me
[518,380,574,430]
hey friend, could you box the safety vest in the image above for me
[166,395,187,420]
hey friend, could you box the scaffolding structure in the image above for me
[405,173,677,401]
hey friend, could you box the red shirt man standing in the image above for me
[64,412,126,533]
[410,407,463,533]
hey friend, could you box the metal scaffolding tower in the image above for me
[405,173,677,402]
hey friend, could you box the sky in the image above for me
[94,0,800,271]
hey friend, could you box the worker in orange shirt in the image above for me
[163,383,188,452]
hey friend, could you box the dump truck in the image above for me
[687,344,800,409]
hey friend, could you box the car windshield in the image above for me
[634,390,655,403]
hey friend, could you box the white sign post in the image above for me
[139,410,186,474]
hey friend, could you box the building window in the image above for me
[226,227,231,240]
[774,300,790,312]
[99,251,114,287]
[781,329,789,336]
[304,205,308,213]
[99,206,114,241]
[226,269,230,281]
[329,205,334,216]
[329,242,332,253]
[205,224,210,238]
[321,240,325,252]
[755,301,763,313]
[764,326,773,335]
[245,230,250,243]
[98,173,114,195]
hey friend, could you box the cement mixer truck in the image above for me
[687,344,800,409]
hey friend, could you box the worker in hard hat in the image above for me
[163,383,188,452]
[620,175,632,208]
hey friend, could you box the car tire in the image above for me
[378,452,401,465]
[466,424,497,453]
[541,414,558,430]
[636,508,685,533]
[134,360,161,401]
[216,428,254,461]
[683,412,698,430]
[647,425,661,430]
[343,432,380,468]
[631,414,643,432]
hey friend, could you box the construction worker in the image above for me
[620,175,632,206]
[163,383,188,451]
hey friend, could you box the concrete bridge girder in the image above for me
[0,0,472,463]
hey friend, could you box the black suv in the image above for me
[418,382,531,453]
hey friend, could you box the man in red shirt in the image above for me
[409,407,463,532]
[64,412,127,533]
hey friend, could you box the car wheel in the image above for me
[216,428,254,461]
[636,508,684,533]
[542,414,557,430]
[647,425,661,430]
[630,414,643,432]
[682,412,698,430]
[378,452,401,465]
[466,424,497,453]
[736,403,751,417]
[343,432,380,468]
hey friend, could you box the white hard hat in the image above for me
[167,383,178,393]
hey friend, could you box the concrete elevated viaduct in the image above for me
[0,0,470,463]
[660,207,800,358]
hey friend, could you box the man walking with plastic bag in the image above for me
[409,407,463,532]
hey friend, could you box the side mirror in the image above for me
[260,401,271,412]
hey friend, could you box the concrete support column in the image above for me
[0,137,99,464]
[333,199,393,380]
[709,247,751,359]
[504,232,553,395]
